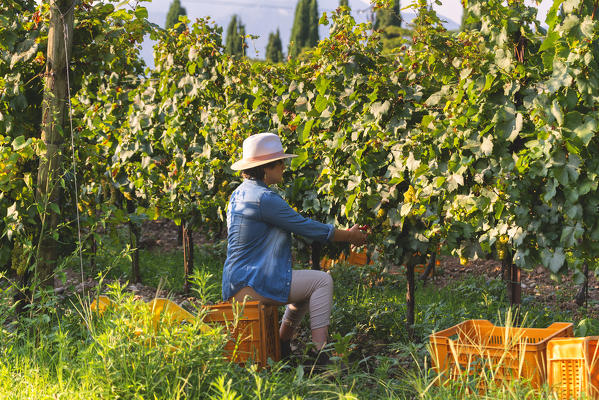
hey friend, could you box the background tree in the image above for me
[289,0,318,58]
[225,15,246,57]
[373,0,401,30]
[165,0,187,30]
[265,29,283,62]
[374,0,406,53]
[308,0,320,46]
[339,0,350,14]
[36,0,74,288]
[289,0,309,58]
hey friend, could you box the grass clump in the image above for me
[81,283,231,398]
[0,281,235,398]
[2,240,599,399]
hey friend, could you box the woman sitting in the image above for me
[222,132,367,365]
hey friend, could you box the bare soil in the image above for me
[55,219,214,307]
[57,218,599,323]
[433,256,599,320]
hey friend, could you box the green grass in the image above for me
[78,227,225,297]
[3,236,599,399]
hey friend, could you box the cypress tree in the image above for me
[225,15,246,57]
[308,0,319,47]
[339,0,349,14]
[289,0,310,58]
[374,0,401,30]
[225,15,237,54]
[165,0,187,30]
[239,23,246,56]
[266,29,284,63]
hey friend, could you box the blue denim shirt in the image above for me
[221,179,335,302]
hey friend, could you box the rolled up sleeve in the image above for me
[260,191,334,243]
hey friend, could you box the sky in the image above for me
[138,0,554,66]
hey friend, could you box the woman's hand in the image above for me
[348,224,368,246]
[333,225,368,246]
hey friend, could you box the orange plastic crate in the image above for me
[344,250,371,266]
[429,319,573,388]
[203,301,280,367]
[147,298,211,333]
[547,337,599,399]
[90,295,113,314]
[320,249,373,269]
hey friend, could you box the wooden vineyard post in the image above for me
[126,200,140,283]
[182,220,194,294]
[177,224,183,246]
[575,263,589,308]
[88,198,97,273]
[509,261,522,324]
[510,262,521,306]
[311,241,321,270]
[129,221,141,283]
[501,248,521,307]
[406,259,415,340]
[501,251,511,282]
[90,231,96,272]
[419,252,436,283]
[36,0,74,287]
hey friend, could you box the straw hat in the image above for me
[231,132,297,171]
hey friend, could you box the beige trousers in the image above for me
[231,269,333,330]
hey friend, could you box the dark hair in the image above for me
[242,159,283,181]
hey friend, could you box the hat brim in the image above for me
[231,153,297,171]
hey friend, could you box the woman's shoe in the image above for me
[304,348,349,378]
[302,348,335,376]
[311,349,332,367]
[280,339,292,362]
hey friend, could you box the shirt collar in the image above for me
[244,178,268,189]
